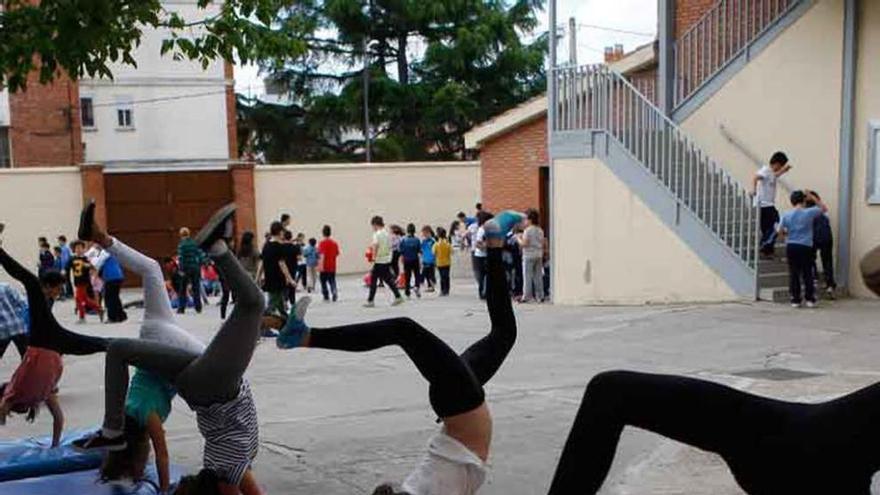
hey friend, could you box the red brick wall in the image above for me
[676,0,718,38]
[225,62,239,159]
[480,116,547,215]
[230,162,257,237]
[80,164,107,227]
[8,71,82,167]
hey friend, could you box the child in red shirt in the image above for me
[317,225,340,302]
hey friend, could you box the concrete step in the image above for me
[760,285,839,303]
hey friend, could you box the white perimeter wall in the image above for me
[0,168,82,284]
[552,158,737,304]
[80,1,229,164]
[254,162,481,274]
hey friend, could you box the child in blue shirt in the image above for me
[420,226,437,293]
[303,238,319,293]
[778,190,828,308]
[399,224,422,298]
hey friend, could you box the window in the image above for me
[0,127,10,168]
[80,97,95,128]
[869,121,880,205]
[116,97,134,130]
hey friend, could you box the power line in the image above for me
[577,23,655,38]
[90,89,229,108]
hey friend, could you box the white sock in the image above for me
[209,239,229,257]
[102,426,122,439]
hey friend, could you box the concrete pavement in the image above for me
[2,277,879,494]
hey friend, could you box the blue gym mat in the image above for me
[0,464,190,494]
[0,429,103,482]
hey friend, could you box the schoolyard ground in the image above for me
[3,276,880,494]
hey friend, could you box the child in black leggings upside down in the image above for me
[276,211,526,495]
[549,244,880,495]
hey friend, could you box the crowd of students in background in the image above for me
[363,203,550,307]
[32,233,127,324]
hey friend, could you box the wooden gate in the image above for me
[105,170,233,286]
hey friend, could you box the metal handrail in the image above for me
[553,64,760,270]
[674,0,800,107]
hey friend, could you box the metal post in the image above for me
[658,0,675,115]
[569,17,578,66]
[548,0,557,302]
[363,36,372,163]
[837,0,858,291]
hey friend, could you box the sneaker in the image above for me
[98,309,105,323]
[332,294,338,302]
[805,301,817,309]
[276,314,309,349]
[791,302,802,308]
[77,199,97,241]
[294,296,312,322]
[193,203,237,252]
[363,301,376,308]
[826,287,836,300]
[415,288,421,299]
[391,297,405,307]
[73,432,127,452]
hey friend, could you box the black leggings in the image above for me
[0,248,107,355]
[549,370,880,495]
[309,248,515,418]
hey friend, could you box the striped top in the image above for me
[190,380,259,486]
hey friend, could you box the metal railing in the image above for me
[674,0,799,107]
[554,65,760,270]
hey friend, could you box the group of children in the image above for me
[2,201,880,495]
[755,151,838,307]
[35,233,127,323]
[258,217,341,321]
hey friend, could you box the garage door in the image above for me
[105,170,233,286]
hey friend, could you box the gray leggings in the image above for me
[102,250,266,432]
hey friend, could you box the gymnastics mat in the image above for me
[0,429,103,482]
[0,464,190,494]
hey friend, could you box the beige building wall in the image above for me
[254,162,481,275]
[849,0,880,298]
[0,168,83,284]
[552,158,737,304]
[680,0,844,231]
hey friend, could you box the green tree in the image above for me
[248,0,547,162]
[0,0,315,92]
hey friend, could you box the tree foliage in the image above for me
[241,0,547,162]
[0,0,313,92]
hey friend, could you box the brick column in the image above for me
[79,163,107,228]
[225,62,239,160]
[230,162,257,237]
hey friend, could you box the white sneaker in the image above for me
[805,301,817,309]
[363,301,375,308]
[791,303,801,309]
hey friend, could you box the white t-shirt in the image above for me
[372,229,393,264]
[401,433,487,495]
[473,227,487,258]
[755,165,778,208]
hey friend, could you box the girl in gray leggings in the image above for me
[74,205,266,495]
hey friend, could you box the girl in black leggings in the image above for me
[278,212,525,494]
[549,246,880,495]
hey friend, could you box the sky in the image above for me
[234,0,658,98]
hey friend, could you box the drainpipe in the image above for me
[548,0,557,301]
[658,0,676,116]
[837,0,857,292]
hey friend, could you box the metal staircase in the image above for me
[553,64,760,298]
[672,0,813,119]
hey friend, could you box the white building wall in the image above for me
[0,88,9,126]
[79,1,230,166]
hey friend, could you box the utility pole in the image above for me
[568,17,577,66]
[363,36,372,163]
